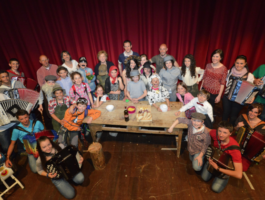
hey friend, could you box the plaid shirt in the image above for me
[48,96,71,115]
[69,83,91,104]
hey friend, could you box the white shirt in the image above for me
[93,94,109,102]
[62,60,78,74]
[179,97,213,122]
[179,67,204,86]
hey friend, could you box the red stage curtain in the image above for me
[0,0,265,79]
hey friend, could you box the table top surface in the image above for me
[91,100,188,129]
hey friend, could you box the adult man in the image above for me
[118,40,139,74]
[0,70,25,153]
[201,121,242,193]
[5,109,44,173]
[150,44,179,74]
[37,55,58,87]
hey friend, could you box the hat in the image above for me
[98,64,108,76]
[191,112,206,120]
[130,70,140,77]
[52,86,66,97]
[163,55,174,63]
[45,75,57,82]
[79,57,87,63]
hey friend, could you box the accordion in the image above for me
[23,130,58,158]
[46,146,82,180]
[236,127,265,163]
[205,145,240,179]
[225,78,258,105]
[0,99,33,126]
[3,88,39,109]
[257,75,265,98]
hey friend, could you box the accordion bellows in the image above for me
[23,130,58,158]
[0,99,33,126]
[4,88,39,108]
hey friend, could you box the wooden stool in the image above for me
[0,164,24,200]
[87,142,106,170]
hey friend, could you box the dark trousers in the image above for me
[208,93,218,110]
[204,114,213,129]
[222,95,244,126]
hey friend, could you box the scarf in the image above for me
[231,67,248,77]
[109,66,119,84]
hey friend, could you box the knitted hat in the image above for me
[191,112,206,120]
[163,55,174,63]
[45,75,57,81]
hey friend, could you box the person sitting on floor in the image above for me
[147,74,170,111]
[168,112,211,171]
[5,109,44,173]
[201,121,242,193]
[36,136,84,199]
[175,89,213,129]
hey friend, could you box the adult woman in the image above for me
[234,103,265,171]
[94,50,114,77]
[36,136,84,199]
[105,66,125,100]
[180,54,204,97]
[159,55,181,102]
[147,74,170,111]
[122,56,140,100]
[140,61,153,91]
[222,55,255,125]
[61,51,78,74]
[201,49,228,109]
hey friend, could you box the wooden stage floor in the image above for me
[3,101,265,200]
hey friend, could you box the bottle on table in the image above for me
[124,106,129,122]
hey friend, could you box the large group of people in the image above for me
[0,39,265,198]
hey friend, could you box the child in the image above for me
[97,64,109,89]
[77,57,96,96]
[175,89,213,128]
[38,75,61,130]
[48,86,70,132]
[105,66,125,100]
[159,55,181,102]
[127,70,147,103]
[92,85,110,108]
[147,74,170,111]
[69,72,93,107]
[60,98,101,148]
[138,54,156,74]
[140,61,153,91]
[56,66,73,96]
[176,82,196,118]
[7,58,25,84]
[201,121,242,193]
[168,112,211,171]
[180,54,204,97]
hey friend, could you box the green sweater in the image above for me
[253,64,265,104]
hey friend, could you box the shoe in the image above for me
[109,132,118,137]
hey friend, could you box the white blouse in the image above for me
[62,59,78,74]
[179,67,204,86]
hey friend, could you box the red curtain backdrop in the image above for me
[0,0,265,79]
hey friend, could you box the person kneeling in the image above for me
[201,121,242,193]
[168,112,211,171]
[36,136,84,199]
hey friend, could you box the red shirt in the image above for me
[210,129,242,163]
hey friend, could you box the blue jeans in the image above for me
[189,153,205,171]
[51,172,84,199]
[201,161,230,193]
[28,154,37,173]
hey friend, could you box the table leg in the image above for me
[89,124,103,142]
[176,129,183,158]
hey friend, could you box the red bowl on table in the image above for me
[127,106,136,114]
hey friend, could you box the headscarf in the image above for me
[109,66,119,84]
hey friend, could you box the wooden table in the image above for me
[89,100,187,158]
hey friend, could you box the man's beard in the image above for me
[42,83,60,98]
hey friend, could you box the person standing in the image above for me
[118,40,139,74]
[37,55,58,87]
[94,50,114,77]
[150,44,179,74]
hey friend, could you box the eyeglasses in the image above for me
[77,98,88,104]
